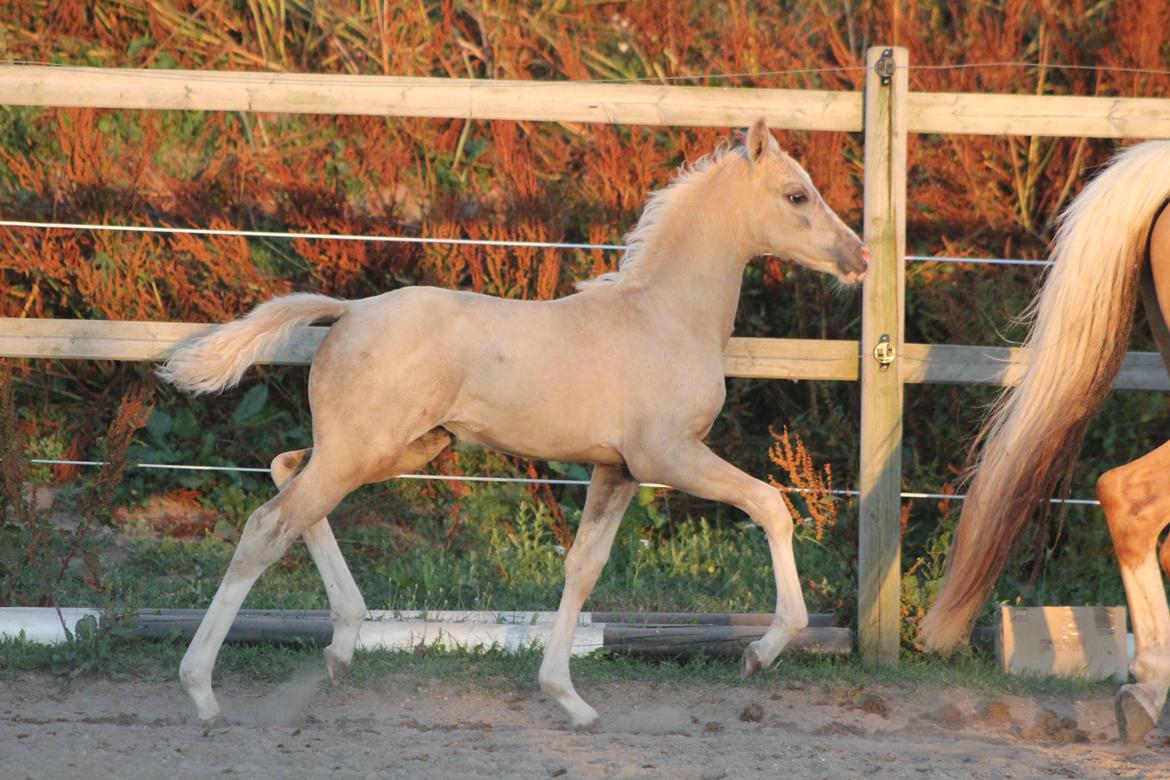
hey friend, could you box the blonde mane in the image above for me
[577,144,739,289]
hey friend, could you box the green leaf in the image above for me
[231,385,268,424]
[174,408,198,438]
[74,614,98,640]
[146,409,173,439]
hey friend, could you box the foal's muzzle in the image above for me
[840,245,871,284]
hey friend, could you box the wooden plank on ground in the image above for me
[601,625,852,656]
[0,65,863,131]
[589,611,837,627]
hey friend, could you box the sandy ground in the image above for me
[3,669,1169,780]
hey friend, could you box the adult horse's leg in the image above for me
[630,440,808,676]
[270,449,366,683]
[1097,439,1170,744]
[539,464,639,727]
[179,453,356,724]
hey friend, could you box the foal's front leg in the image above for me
[539,464,639,728]
[629,440,809,675]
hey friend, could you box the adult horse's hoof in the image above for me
[1116,686,1157,745]
[740,645,764,678]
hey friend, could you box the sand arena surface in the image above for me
[3,670,1170,779]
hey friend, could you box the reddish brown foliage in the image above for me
[769,426,836,541]
[2,2,1169,540]
[3,1,1168,322]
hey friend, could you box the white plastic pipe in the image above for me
[358,619,604,657]
[367,609,582,625]
[0,607,101,644]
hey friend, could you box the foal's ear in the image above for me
[746,117,780,163]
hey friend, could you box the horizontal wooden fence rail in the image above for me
[1,318,1165,391]
[907,92,1170,138]
[0,65,863,131]
[4,65,1170,138]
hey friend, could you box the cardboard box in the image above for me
[996,606,1128,682]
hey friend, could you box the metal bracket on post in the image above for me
[873,334,896,371]
[875,48,896,86]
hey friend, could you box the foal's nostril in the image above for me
[860,246,872,269]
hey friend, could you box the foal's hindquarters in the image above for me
[177,294,462,722]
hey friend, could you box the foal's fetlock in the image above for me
[179,662,220,723]
[182,678,221,725]
[539,667,599,728]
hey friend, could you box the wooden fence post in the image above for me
[859,46,908,665]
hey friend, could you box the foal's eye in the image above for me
[786,191,808,205]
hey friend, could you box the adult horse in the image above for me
[159,119,869,729]
[920,140,1170,743]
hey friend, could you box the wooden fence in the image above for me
[2,49,1169,664]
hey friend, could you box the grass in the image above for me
[0,632,1112,703]
[44,478,808,617]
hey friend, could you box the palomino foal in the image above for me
[160,118,868,728]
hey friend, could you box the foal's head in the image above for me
[738,118,869,284]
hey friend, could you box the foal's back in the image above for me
[311,283,703,466]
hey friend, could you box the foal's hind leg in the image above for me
[271,449,367,683]
[539,464,639,728]
[179,455,355,724]
[628,440,809,676]
[1097,439,1170,744]
[270,429,454,684]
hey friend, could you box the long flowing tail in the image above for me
[158,293,349,394]
[919,141,1170,653]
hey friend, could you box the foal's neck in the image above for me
[626,159,754,345]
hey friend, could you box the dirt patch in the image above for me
[2,672,1168,779]
[923,702,965,730]
[977,699,1014,727]
[1020,709,1090,744]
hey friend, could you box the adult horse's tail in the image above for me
[920,141,1170,653]
[158,293,348,395]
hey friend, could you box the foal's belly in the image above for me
[441,420,626,468]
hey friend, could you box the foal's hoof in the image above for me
[740,645,764,678]
[568,706,600,731]
[324,648,350,684]
[200,714,224,738]
[1116,686,1157,745]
